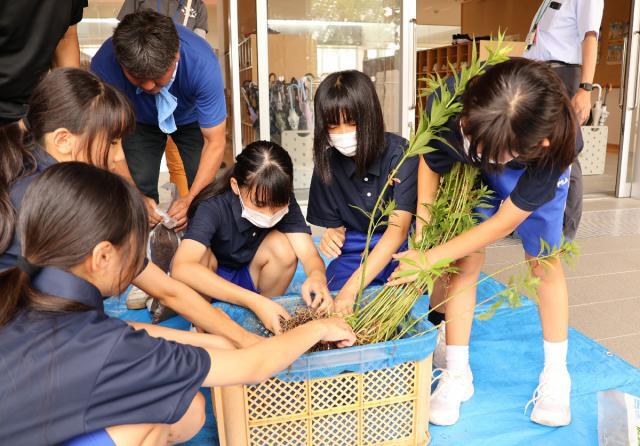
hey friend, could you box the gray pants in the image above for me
[550,64,583,240]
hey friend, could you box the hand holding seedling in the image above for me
[387,249,433,287]
[313,318,356,348]
[333,287,357,316]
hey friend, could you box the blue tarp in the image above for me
[105,270,640,445]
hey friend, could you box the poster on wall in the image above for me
[606,22,629,65]
[607,44,624,64]
[608,22,628,41]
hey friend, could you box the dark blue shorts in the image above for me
[477,167,571,257]
[217,264,259,293]
[63,430,115,446]
[326,229,409,291]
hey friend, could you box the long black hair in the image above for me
[313,70,386,183]
[0,162,148,326]
[461,57,577,172]
[188,140,294,219]
[0,68,135,253]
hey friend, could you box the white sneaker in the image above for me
[429,367,474,426]
[432,325,446,369]
[526,368,572,427]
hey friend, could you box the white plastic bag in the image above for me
[598,390,640,446]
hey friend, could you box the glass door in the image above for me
[618,0,640,198]
[252,0,415,195]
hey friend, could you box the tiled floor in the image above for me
[484,196,640,367]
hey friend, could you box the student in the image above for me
[307,70,418,314]
[173,141,333,334]
[388,58,581,427]
[0,68,260,348]
[0,162,355,445]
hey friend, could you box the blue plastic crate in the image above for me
[214,288,437,382]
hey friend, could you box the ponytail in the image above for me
[0,267,32,326]
[0,122,36,252]
[0,265,93,327]
[0,163,148,327]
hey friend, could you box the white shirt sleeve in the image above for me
[576,0,604,40]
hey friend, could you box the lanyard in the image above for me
[526,0,554,49]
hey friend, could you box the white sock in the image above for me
[543,339,568,374]
[445,345,469,374]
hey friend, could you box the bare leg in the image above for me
[106,424,169,446]
[526,254,568,342]
[106,391,205,445]
[249,231,297,297]
[445,251,485,346]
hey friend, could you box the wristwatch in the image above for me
[579,83,594,92]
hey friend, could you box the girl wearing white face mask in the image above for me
[173,141,334,335]
[307,70,418,315]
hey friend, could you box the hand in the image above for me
[333,287,356,316]
[301,273,333,314]
[143,196,163,227]
[572,89,592,125]
[237,331,264,348]
[386,249,430,287]
[312,317,356,348]
[168,195,193,231]
[252,297,291,335]
[319,227,346,259]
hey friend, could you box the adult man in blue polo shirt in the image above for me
[91,10,226,228]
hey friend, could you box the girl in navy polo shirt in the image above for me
[0,68,259,348]
[173,141,334,334]
[0,162,354,445]
[307,70,418,314]
[389,59,580,428]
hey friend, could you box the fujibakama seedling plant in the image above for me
[344,34,578,344]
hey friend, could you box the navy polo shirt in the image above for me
[184,190,311,269]
[0,267,210,444]
[422,76,583,212]
[307,132,418,233]
[0,148,57,271]
[91,25,226,128]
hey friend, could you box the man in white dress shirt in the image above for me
[524,0,604,241]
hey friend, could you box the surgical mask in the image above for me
[461,121,513,164]
[238,193,289,228]
[329,131,358,157]
[460,121,471,155]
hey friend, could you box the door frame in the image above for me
[617,0,640,197]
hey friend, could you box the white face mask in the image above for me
[237,193,289,228]
[329,131,358,157]
[460,121,471,155]
[460,121,515,164]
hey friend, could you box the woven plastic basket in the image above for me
[212,294,436,446]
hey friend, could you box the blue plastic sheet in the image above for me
[105,269,640,445]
